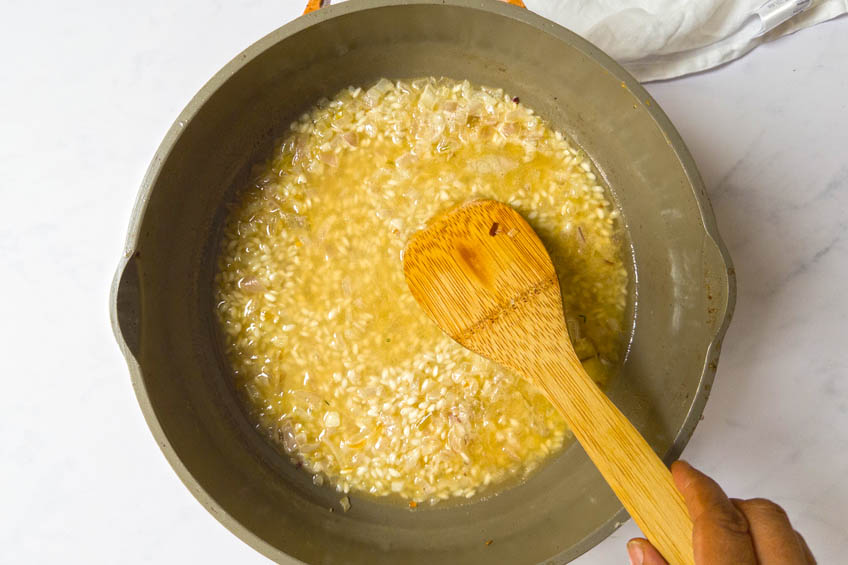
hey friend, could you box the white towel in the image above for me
[525,0,848,81]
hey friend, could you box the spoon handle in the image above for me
[528,353,695,565]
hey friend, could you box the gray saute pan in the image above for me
[111,1,735,563]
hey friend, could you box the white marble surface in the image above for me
[1,1,846,563]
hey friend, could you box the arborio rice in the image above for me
[214,77,630,505]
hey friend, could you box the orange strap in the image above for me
[304,0,525,15]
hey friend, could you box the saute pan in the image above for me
[111,1,735,562]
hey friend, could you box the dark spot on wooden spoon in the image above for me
[456,243,492,289]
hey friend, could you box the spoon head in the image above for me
[403,200,566,359]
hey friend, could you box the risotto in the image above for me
[214,77,629,505]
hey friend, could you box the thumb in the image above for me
[672,460,757,564]
[627,538,668,565]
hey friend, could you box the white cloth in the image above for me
[525,0,848,81]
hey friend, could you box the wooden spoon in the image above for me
[403,199,694,565]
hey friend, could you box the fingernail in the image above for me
[627,540,644,565]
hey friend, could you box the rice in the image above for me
[214,77,629,505]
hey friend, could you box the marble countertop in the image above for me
[1,1,845,563]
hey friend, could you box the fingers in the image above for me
[626,538,668,565]
[733,498,811,564]
[671,460,757,565]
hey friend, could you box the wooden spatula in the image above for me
[403,199,694,565]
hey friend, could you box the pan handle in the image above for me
[111,253,142,360]
[304,0,526,15]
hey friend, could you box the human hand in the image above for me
[626,461,816,564]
